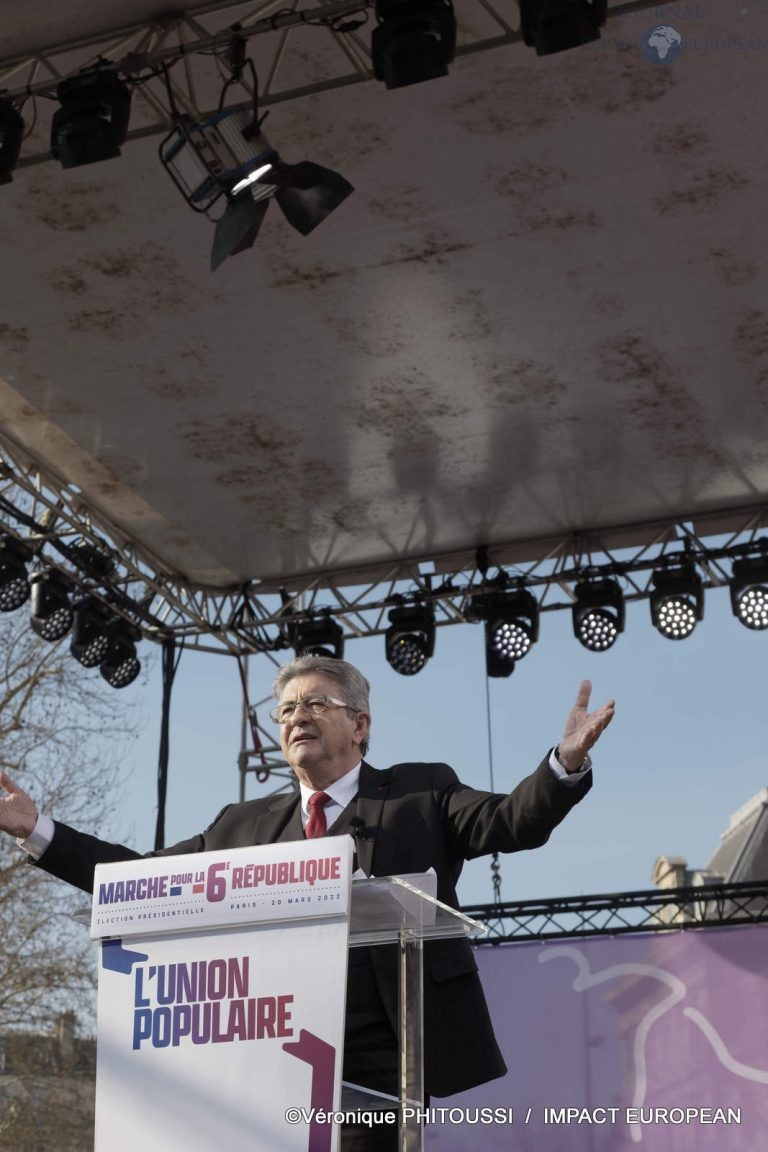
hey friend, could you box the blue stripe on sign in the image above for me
[170,886,182,896]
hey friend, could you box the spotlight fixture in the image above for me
[100,622,141,689]
[50,68,132,169]
[520,0,607,56]
[0,536,30,612]
[289,617,345,659]
[0,98,24,185]
[572,578,624,652]
[371,0,457,89]
[385,605,435,675]
[70,537,116,580]
[70,598,113,667]
[730,556,768,631]
[159,109,353,270]
[467,589,539,677]
[650,563,703,640]
[29,570,74,641]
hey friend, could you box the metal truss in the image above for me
[462,880,768,944]
[3,429,768,661]
[8,423,767,802]
[0,432,251,656]
[235,653,295,796]
[3,0,668,170]
[238,739,295,799]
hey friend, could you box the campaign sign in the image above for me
[93,840,353,1152]
[91,837,352,939]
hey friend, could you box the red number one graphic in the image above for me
[283,1029,337,1152]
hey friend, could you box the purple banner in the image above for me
[426,924,768,1150]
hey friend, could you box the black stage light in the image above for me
[520,0,607,56]
[51,69,131,169]
[385,606,435,675]
[572,578,624,652]
[730,556,768,631]
[467,589,539,677]
[71,537,116,580]
[100,623,141,689]
[650,564,703,640]
[371,0,457,89]
[29,570,74,641]
[289,618,345,659]
[0,98,24,185]
[70,598,112,667]
[0,536,30,612]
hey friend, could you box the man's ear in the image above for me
[354,710,371,747]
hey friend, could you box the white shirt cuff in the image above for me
[549,748,592,785]
[18,812,55,859]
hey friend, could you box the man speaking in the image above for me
[0,655,614,1150]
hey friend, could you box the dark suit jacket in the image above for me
[35,756,590,1097]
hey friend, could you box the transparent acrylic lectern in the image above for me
[78,867,487,1152]
[345,874,488,1152]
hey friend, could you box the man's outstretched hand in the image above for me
[0,770,39,840]
[557,680,615,773]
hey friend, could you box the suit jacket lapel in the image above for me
[351,761,392,877]
[254,791,302,844]
[252,764,392,866]
[326,798,360,871]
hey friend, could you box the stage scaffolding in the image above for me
[463,880,768,944]
[3,0,669,170]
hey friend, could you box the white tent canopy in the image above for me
[1,0,766,597]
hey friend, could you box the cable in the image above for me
[484,672,503,907]
[154,636,182,850]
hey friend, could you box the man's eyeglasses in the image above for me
[269,695,359,725]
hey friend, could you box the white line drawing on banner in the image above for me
[539,947,685,1142]
[538,946,768,1143]
[683,1007,768,1084]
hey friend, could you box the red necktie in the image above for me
[306,791,331,839]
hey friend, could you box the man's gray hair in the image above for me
[272,655,371,757]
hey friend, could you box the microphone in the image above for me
[347,817,371,842]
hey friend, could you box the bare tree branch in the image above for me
[0,611,144,1034]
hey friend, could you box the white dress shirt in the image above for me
[298,762,362,831]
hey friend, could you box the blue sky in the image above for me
[116,578,767,909]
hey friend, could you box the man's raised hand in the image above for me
[557,680,615,773]
[0,770,39,840]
